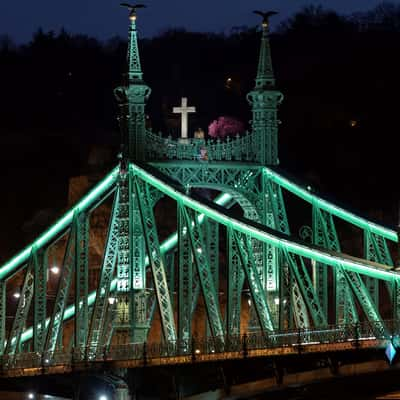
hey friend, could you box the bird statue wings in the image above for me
[120,3,147,12]
[253,10,278,25]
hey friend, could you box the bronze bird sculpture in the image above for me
[120,3,146,18]
[253,10,278,25]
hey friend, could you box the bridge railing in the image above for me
[1,320,398,372]
[145,130,258,162]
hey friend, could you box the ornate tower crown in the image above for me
[247,11,283,166]
[115,3,151,162]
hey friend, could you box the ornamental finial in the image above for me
[120,3,146,21]
[120,3,147,83]
[252,10,277,89]
[253,10,278,30]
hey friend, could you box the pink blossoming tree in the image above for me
[208,116,245,139]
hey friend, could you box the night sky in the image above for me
[1,0,398,43]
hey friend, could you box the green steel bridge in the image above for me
[1,6,400,399]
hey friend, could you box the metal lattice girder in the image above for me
[342,265,387,337]
[5,251,37,357]
[312,207,358,325]
[0,168,119,282]
[0,280,5,355]
[181,206,225,339]
[335,266,359,325]
[44,216,78,354]
[312,207,329,317]
[33,250,47,352]
[205,218,219,289]
[364,230,393,306]
[263,166,398,242]
[263,178,290,324]
[74,214,89,349]
[279,260,293,330]
[205,218,219,338]
[264,179,290,235]
[178,205,193,342]
[134,177,176,342]
[364,230,380,307]
[100,301,117,349]
[166,252,175,310]
[392,279,400,323]
[234,230,275,335]
[191,218,221,329]
[117,177,131,294]
[283,250,327,328]
[130,171,148,342]
[87,189,120,349]
[227,228,245,335]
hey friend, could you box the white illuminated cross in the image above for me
[173,97,196,139]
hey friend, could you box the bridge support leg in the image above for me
[114,384,131,400]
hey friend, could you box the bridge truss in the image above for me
[1,7,400,377]
[0,161,399,370]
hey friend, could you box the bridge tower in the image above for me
[247,14,283,166]
[113,6,152,344]
[115,5,151,162]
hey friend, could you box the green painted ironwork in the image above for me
[178,204,193,344]
[247,15,283,165]
[44,216,78,354]
[3,9,400,370]
[134,177,177,342]
[87,189,120,352]
[181,206,225,340]
[115,7,151,162]
[34,250,47,352]
[227,227,245,335]
[74,214,89,349]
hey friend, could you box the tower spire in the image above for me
[247,11,283,165]
[255,14,275,89]
[115,3,151,162]
[123,3,145,83]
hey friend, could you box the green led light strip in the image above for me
[0,168,119,280]
[19,190,234,344]
[263,167,398,242]
[16,162,400,344]
[132,163,399,282]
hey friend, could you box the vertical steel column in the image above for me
[312,206,328,317]
[342,266,386,337]
[134,177,176,342]
[130,171,148,343]
[205,218,219,338]
[283,250,326,328]
[234,231,275,335]
[5,251,36,357]
[364,230,380,307]
[0,280,6,355]
[178,204,193,344]
[227,227,244,335]
[74,214,89,349]
[33,250,47,352]
[44,217,77,354]
[87,189,120,349]
[182,207,224,340]
[392,279,400,331]
[313,207,357,325]
[265,179,290,325]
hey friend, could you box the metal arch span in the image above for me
[264,167,397,242]
[0,167,120,280]
[132,163,396,282]
[1,162,399,362]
